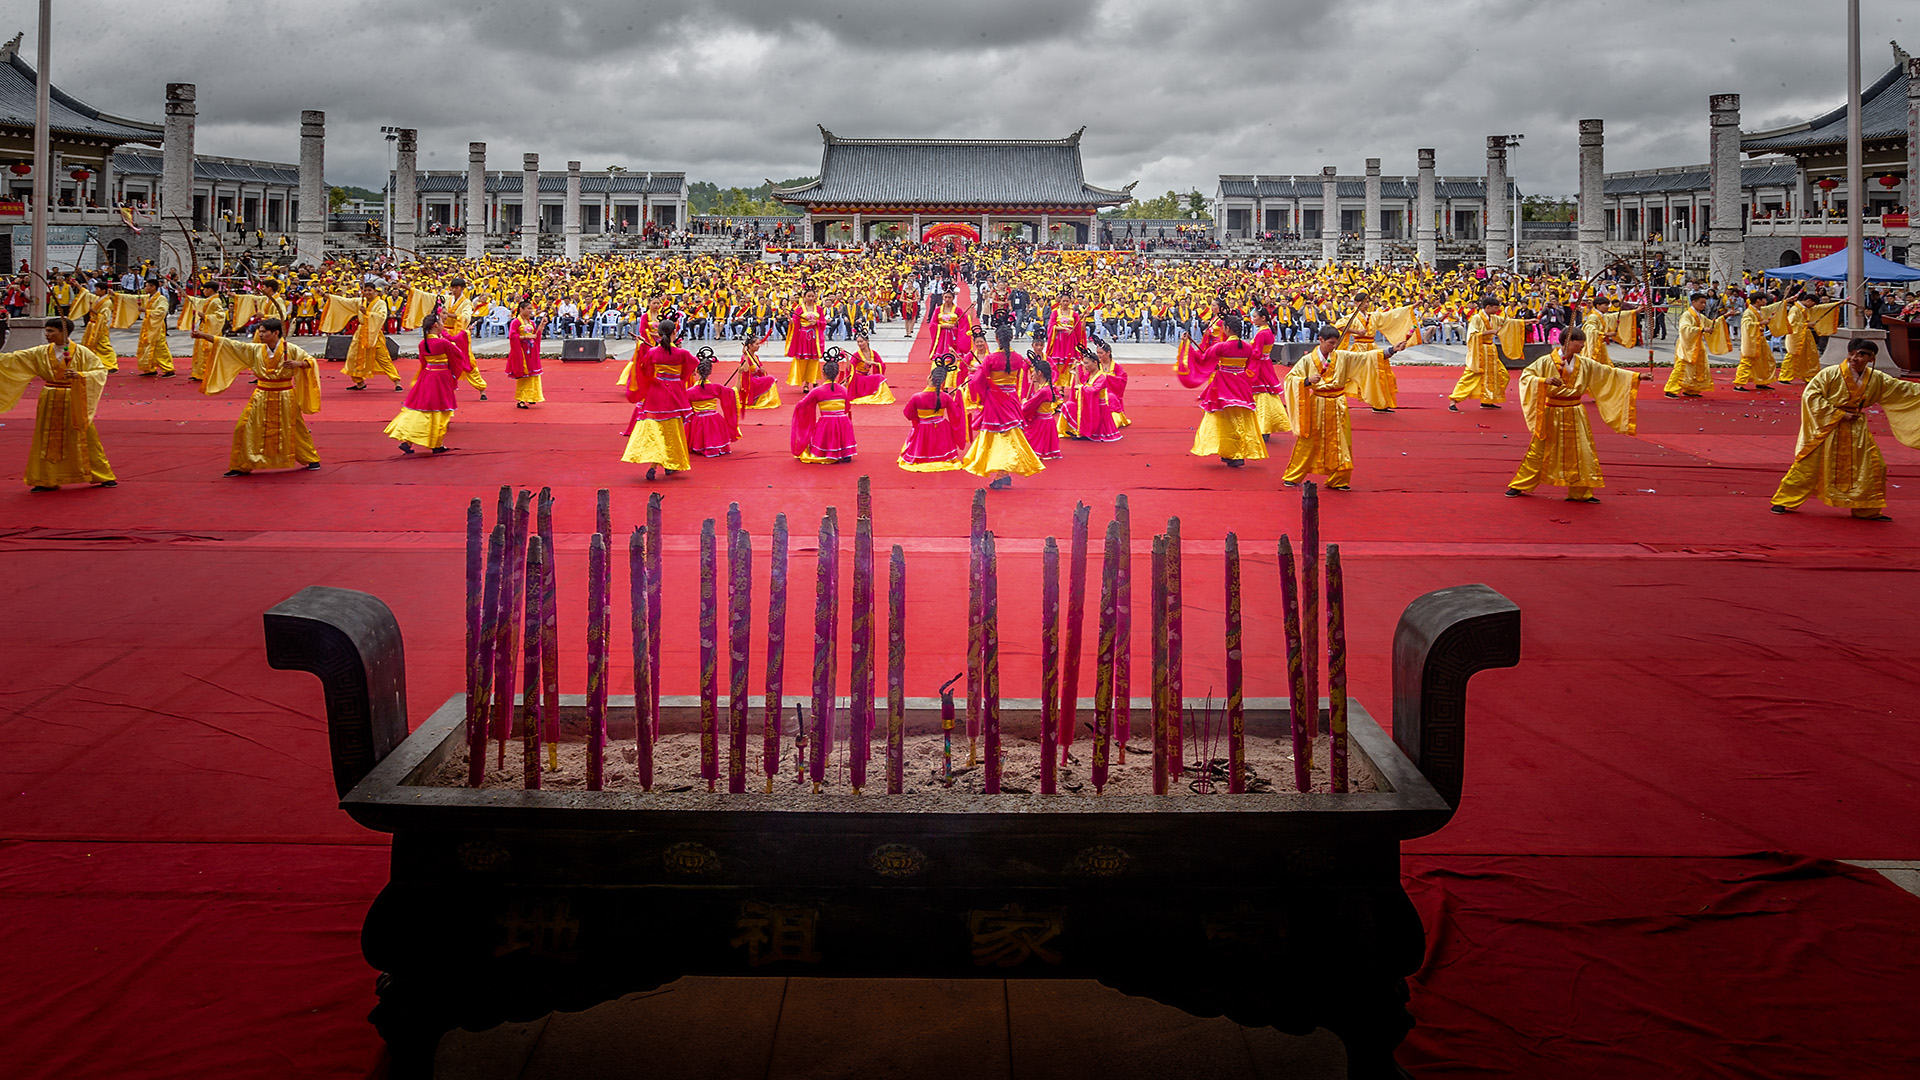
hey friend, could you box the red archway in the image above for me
[920,221,979,249]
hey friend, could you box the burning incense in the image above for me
[939,674,960,782]
[1278,535,1311,793]
[1114,494,1132,762]
[632,526,653,791]
[850,509,875,795]
[1040,536,1060,796]
[886,545,906,795]
[1166,515,1183,779]
[586,532,609,791]
[1091,519,1119,794]
[728,511,751,795]
[522,534,545,790]
[763,513,789,793]
[699,518,718,792]
[967,488,985,767]
[471,524,504,787]
[1327,543,1349,794]
[1059,502,1089,762]
[1302,481,1320,739]
[1149,534,1169,796]
[1225,532,1245,794]
[982,529,1002,794]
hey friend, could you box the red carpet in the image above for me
[3,349,1918,1076]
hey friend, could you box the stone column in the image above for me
[1363,158,1383,264]
[1708,95,1743,287]
[1578,119,1606,279]
[465,143,486,259]
[980,213,989,242]
[851,212,863,244]
[1484,136,1509,269]
[565,160,582,261]
[1320,166,1338,266]
[160,83,195,271]
[911,212,922,241]
[1416,148,1438,264]
[394,129,417,261]
[520,154,540,259]
[97,150,113,209]
[296,110,325,266]
[1907,57,1920,268]
[1040,211,1051,245]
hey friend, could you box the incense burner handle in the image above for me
[1391,585,1520,813]
[264,586,410,798]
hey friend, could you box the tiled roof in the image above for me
[1217,175,1512,201]
[775,127,1134,208]
[1602,161,1799,196]
[406,171,686,196]
[1742,53,1911,152]
[112,152,298,186]
[0,52,162,143]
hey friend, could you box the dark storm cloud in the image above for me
[27,0,1910,199]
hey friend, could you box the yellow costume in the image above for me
[1448,310,1525,405]
[1733,303,1776,388]
[1281,346,1390,489]
[1509,350,1640,501]
[322,295,401,388]
[1337,304,1418,408]
[202,339,322,472]
[1579,306,1637,368]
[1663,306,1725,396]
[441,292,486,393]
[186,297,228,382]
[136,291,173,375]
[73,292,120,371]
[1770,361,1920,517]
[0,341,115,488]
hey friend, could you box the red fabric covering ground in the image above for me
[2,355,1918,1076]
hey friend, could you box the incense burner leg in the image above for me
[1321,975,1416,1080]
[368,971,460,1080]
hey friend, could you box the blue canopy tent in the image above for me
[1763,247,1920,282]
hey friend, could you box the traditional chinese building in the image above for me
[772,127,1135,245]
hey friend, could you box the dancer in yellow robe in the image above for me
[322,279,404,391]
[1332,292,1418,411]
[185,290,228,382]
[1769,339,1920,520]
[0,316,116,490]
[1447,297,1529,409]
[134,279,174,377]
[1505,326,1647,503]
[1281,324,1400,490]
[1777,293,1843,383]
[439,278,487,397]
[72,280,120,372]
[1578,297,1641,368]
[1663,293,1729,397]
[1732,290,1777,391]
[191,318,322,475]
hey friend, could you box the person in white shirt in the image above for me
[556,299,581,337]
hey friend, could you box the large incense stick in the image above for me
[826,508,840,785]
[1278,535,1311,792]
[586,531,609,791]
[763,513,789,793]
[810,509,835,792]
[850,510,875,794]
[1225,532,1245,794]
[1092,519,1119,794]
[1166,515,1184,779]
[465,499,482,763]
[982,529,1001,794]
[496,490,531,767]
[1059,502,1089,761]
[539,489,558,771]
[1327,543,1349,794]
[1114,494,1132,762]
[522,534,545,790]
[471,524,504,787]
[728,510,751,795]
[699,517,718,792]
[596,487,612,550]
[1040,536,1060,796]
[967,488,985,766]
[1150,534,1169,796]
[632,525,653,791]
[1302,481,1320,740]
[886,545,906,795]
[646,491,663,739]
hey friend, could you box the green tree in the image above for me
[690,177,815,217]
[1112,188,1212,220]
[327,186,351,212]
[1521,194,1576,222]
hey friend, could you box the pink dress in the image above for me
[897,388,967,469]
[402,335,471,411]
[506,318,543,379]
[1073,372,1122,442]
[790,383,857,461]
[1023,384,1066,460]
[686,382,741,457]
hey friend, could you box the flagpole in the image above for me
[29,0,51,312]
[1845,0,1863,325]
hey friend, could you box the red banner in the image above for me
[1883,213,1909,227]
[1801,236,1847,260]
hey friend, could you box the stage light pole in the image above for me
[381,126,400,259]
[1845,0,1863,326]
[1494,134,1524,274]
[28,0,51,311]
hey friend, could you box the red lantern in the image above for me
[69,168,89,182]
[1816,177,1839,191]
[1880,175,1901,189]
[8,162,29,176]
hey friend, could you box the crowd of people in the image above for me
[1,240,1917,519]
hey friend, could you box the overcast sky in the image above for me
[34,0,1913,201]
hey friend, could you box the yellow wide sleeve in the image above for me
[0,345,51,413]
[1517,357,1554,436]
[1335,348,1391,410]
[1792,366,1849,460]
[1808,302,1843,336]
[1611,310,1639,348]
[1372,304,1419,346]
[318,296,357,335]
[287,345,323,414]
[175,296,203,331]
[1705,317,1732,356]
[228,294,258,329]
[1765,302,1791,339]
[1868,370,1920,450]
[1496,316,1527,360]
[401,287,434,331]
[1583,357,1641,437]
[200,339,263,396]
[72,349,108,424]
[113,294,141,329]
